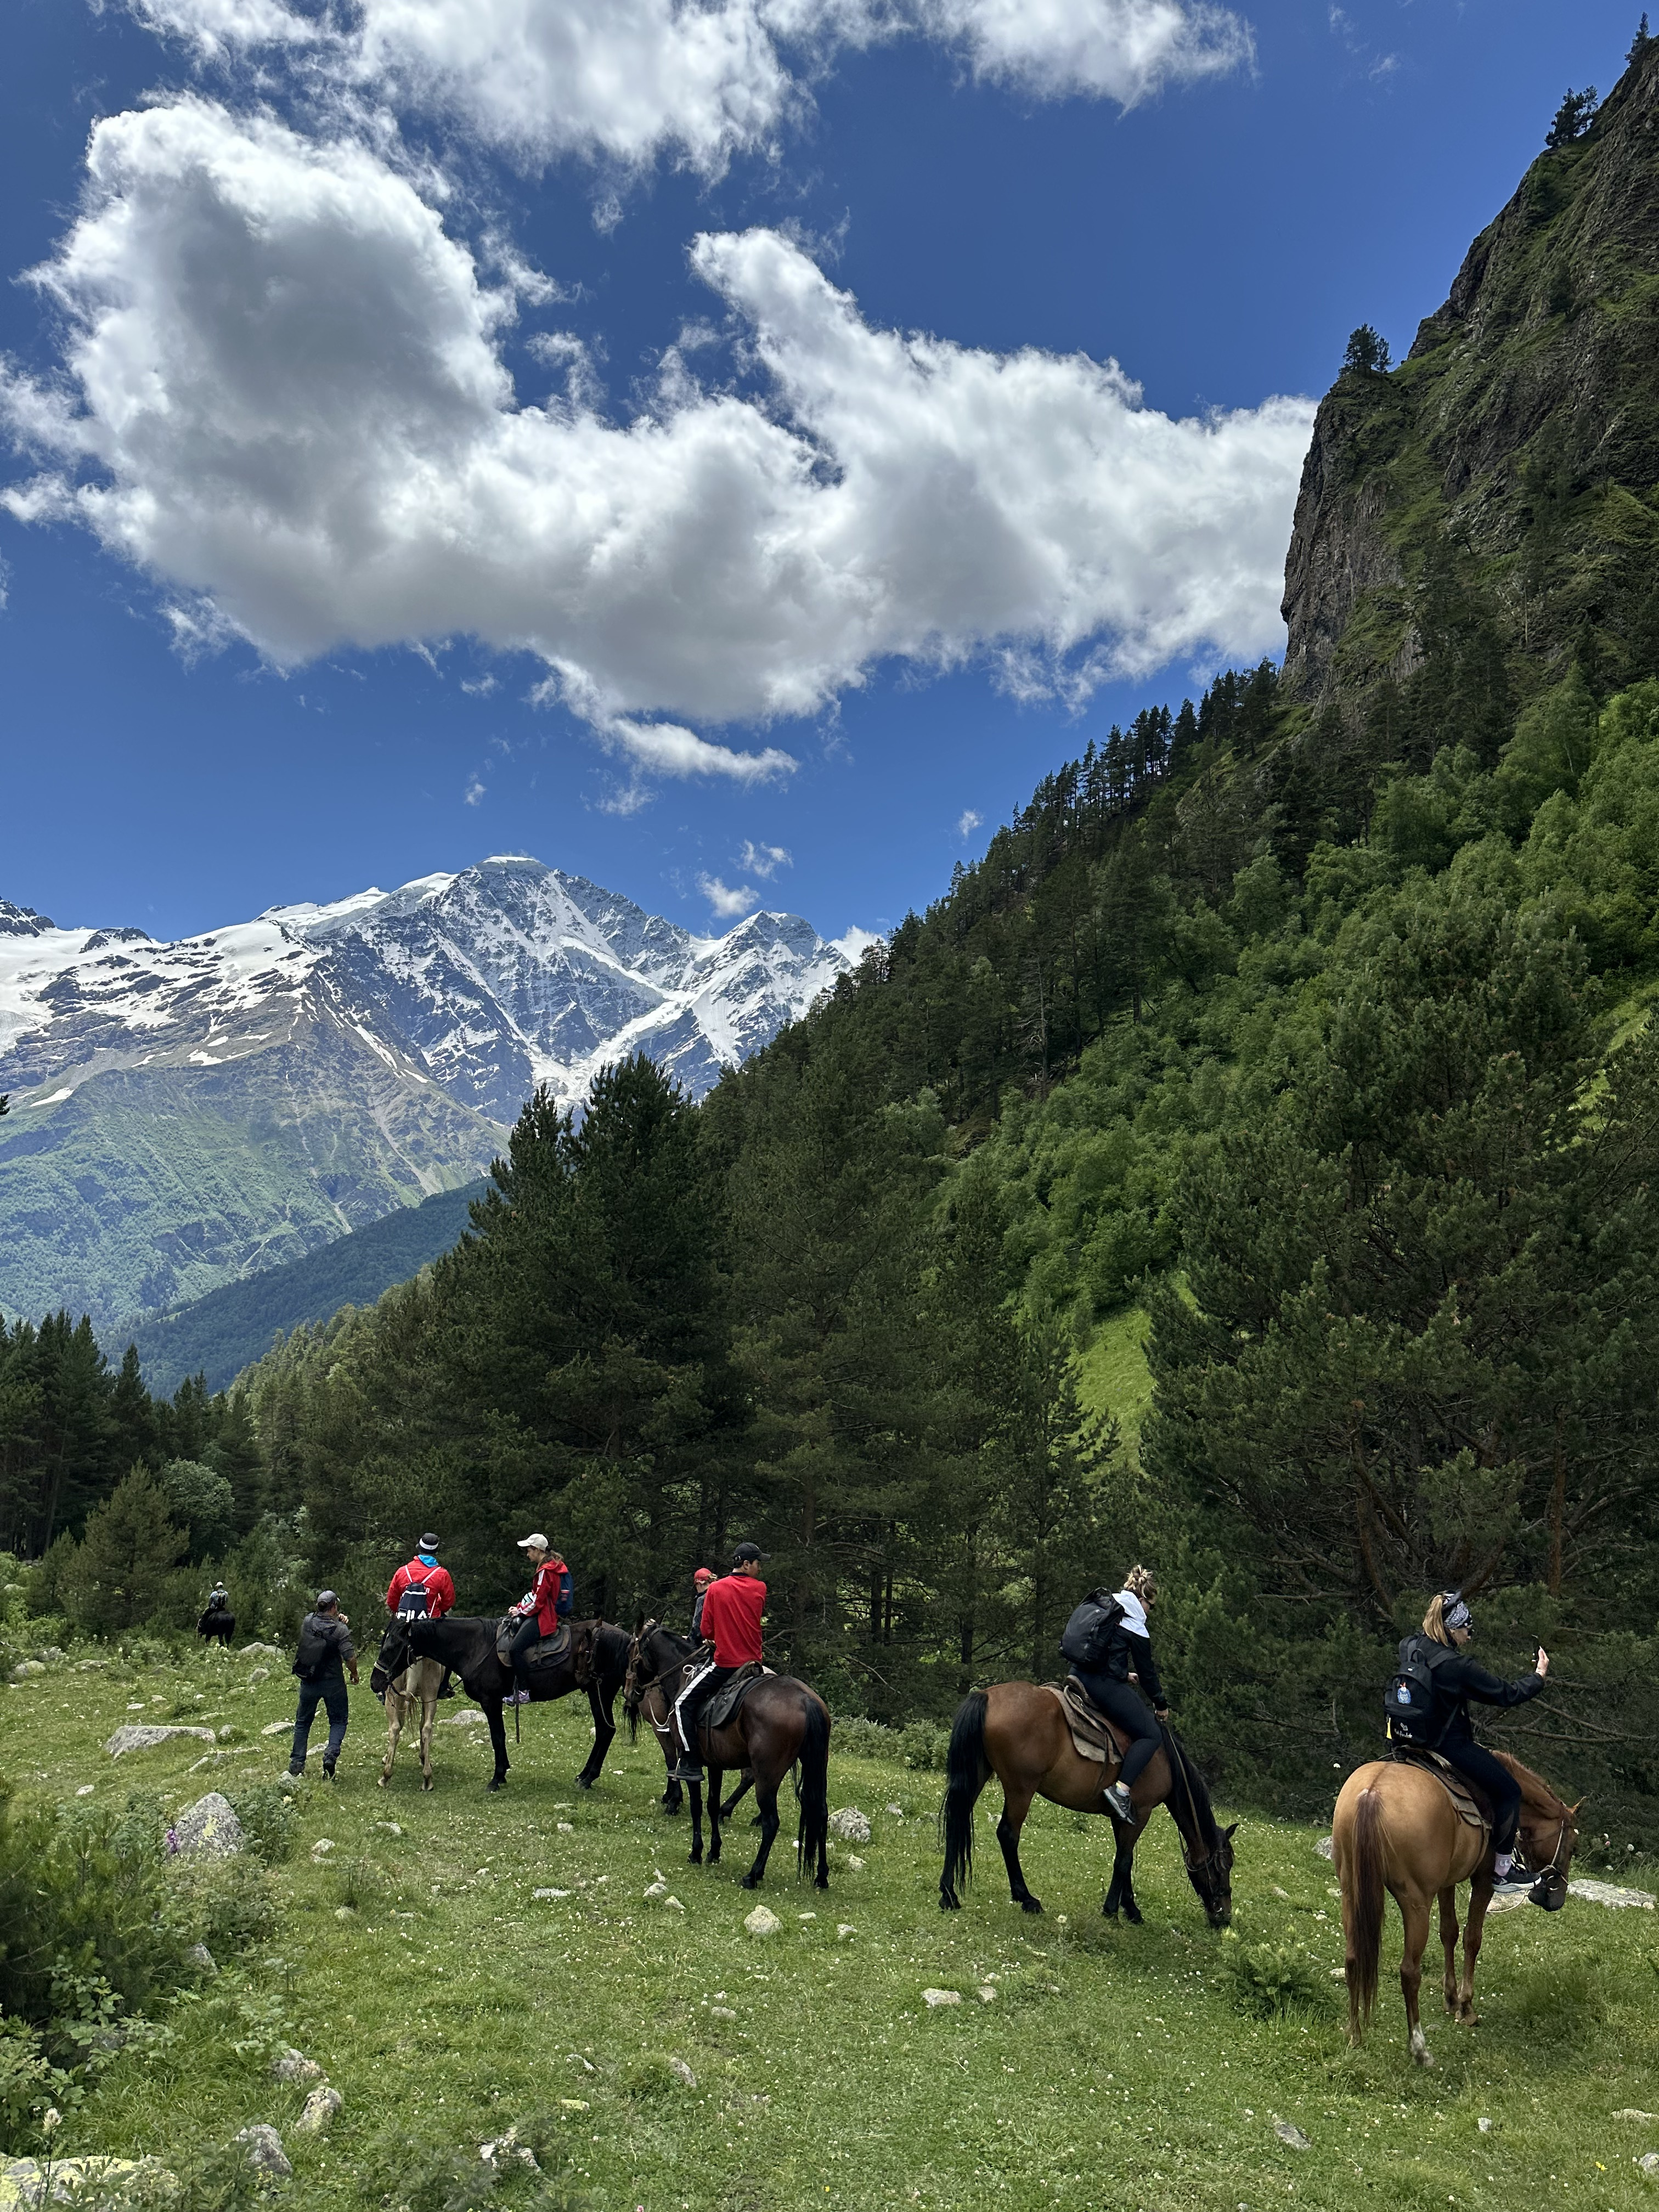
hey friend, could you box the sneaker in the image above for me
[287,1765,304,1779]
[321,1762,337,1781]
[1103,1782,1135,1822]
[511,1689,532,1706]
[1488,1870,1533,1896]
[672,1760,705,1784]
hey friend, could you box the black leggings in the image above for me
[1073,1672,1163,1788]
[1440,1738,1522,1855]
[507,1615,545,1691]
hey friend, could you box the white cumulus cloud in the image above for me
[127,0,1252,174]
[1,101,1311,774]
[955,807,983,838]
[738,839,792,876]
[698,872,761,918]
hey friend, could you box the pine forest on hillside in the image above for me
[7,34,1659,1846]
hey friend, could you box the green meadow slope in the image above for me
[3,1645,1657,2211]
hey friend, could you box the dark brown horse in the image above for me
[624,1622,831,1889]
[374,1613,631,1792]
[939,1683,1235,1928]
[1334,1751,1579,2066]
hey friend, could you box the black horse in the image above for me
[625,1621,832,1889]
[374,1613,631,1792]
[196,1600,236,1649]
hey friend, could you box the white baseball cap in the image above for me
[516,1532,550,1550]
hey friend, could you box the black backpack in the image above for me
[1059,1589,1126,1672]
[293,1616,337,1681]
[396,1573,432,1621]
[1384,1634,1449,1747]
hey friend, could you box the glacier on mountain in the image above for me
[0,858,853,1336]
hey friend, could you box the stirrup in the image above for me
[1103,1781,1135,1821]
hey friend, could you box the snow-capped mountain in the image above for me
[0,860,853,1338]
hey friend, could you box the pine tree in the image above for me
[1545,87,1599,148]
[1341,325,1391,376]
[1630,14,1654,65]
[62,1469,188,1631]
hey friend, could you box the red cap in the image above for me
[693,1567,716,1587]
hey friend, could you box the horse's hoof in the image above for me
[815,1875,829,1891]
[575,1776,594,1791]
[1020,1898,1043,1916]
[940,1893,959,1911]
[740,1875,759,1891]
[1101,1904,1118,1920]
[1122,1904,1143,1926]
[487,1779,505,1792]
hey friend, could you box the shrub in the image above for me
[60,1472,187,1634]
[898,1721,951,1772]
[0,1784,189,2036]
[166,1858,279,1955]
[832,1717,899,1760]
[1225,1940,1325,2020]
[222,1782,295,1866]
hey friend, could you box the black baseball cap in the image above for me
[419,1533,439,1551]
[732,1542,764,1566]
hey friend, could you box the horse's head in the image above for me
[373,1615,414,1699]
[1520,1780,1581,1912]
[1184,1819,1237,1929]
[622,1618,659,1736]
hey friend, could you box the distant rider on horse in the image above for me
[506,1532,572,1707]
[1060,1563,1169,1824]
[673,1544,765,1782]
[1397,1590,1549,1897]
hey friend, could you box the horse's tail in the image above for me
[794,1697,831,1878]
[939,1691,990,1905]
[1349,1784,1386,2031]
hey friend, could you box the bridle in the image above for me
[1519,1801,1575,1899]
[1162,1722,1231,1917]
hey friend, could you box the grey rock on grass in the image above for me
[272,2049,325,2084]
[827,1808,871,1843]
[10,1660,45,1680]
[295,2087,343,2135]
[1273,2120,1312,2149]
[234,2126,291,2177]
[105,1724,217,1757]
[1570,1877,1655,1909]
[743,1905,781,1937]
[1313,1836,1334,1861]
[171,1792,245,1859]
[187,1943,218,1976]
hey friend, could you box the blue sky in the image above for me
[0,0,1640,947]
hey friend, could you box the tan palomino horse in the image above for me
[369,1639,445,1791]
[1334,1752,1579,2066]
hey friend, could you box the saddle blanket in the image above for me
[1043,1677,1129,1767]
[701,1662,772,1733]
[1390,1746,1490,1832]
[494,1618,572,1671]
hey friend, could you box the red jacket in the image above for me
[701,1573,765,1667]
[386,1558,456,1618]
[516,1556,572,1637]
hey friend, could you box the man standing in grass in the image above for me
[289,1590,359,1780]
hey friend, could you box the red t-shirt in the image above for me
[701,1574,765,1667]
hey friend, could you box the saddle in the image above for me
[699,1662,771,1734]
[495,1617,572,1673]
[1389,1746,1491,1833]
[1044,1677,1130,1767]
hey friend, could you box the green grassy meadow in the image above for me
[5,1646,1659,2212]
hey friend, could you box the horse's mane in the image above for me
[1494,1748,1568,1813]
[1170,1732,1221,1847]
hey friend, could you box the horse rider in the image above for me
[386,1532,456,1622]
[672,1543,766,1782]
[197,1583,234,1645]
[288,1589,359,1780]
[1063,1563,1169,1824]
[505,1532,573,1707]
[1406,1589,1549,1897]
[387,1533,458,1696]
[691,1565,716,1639]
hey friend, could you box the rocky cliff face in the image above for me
[0,859,851,1335]
[1282,40,1659,703]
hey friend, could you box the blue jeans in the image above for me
[291,1673,349,1771]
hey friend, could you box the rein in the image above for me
[1163,1724,1221,1886]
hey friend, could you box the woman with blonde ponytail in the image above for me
[1059,1562,1169,1824]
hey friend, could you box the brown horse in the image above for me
[625,1622,831,1889]
[1334,1751,1580,2066]
[938,1684,1235,1928]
